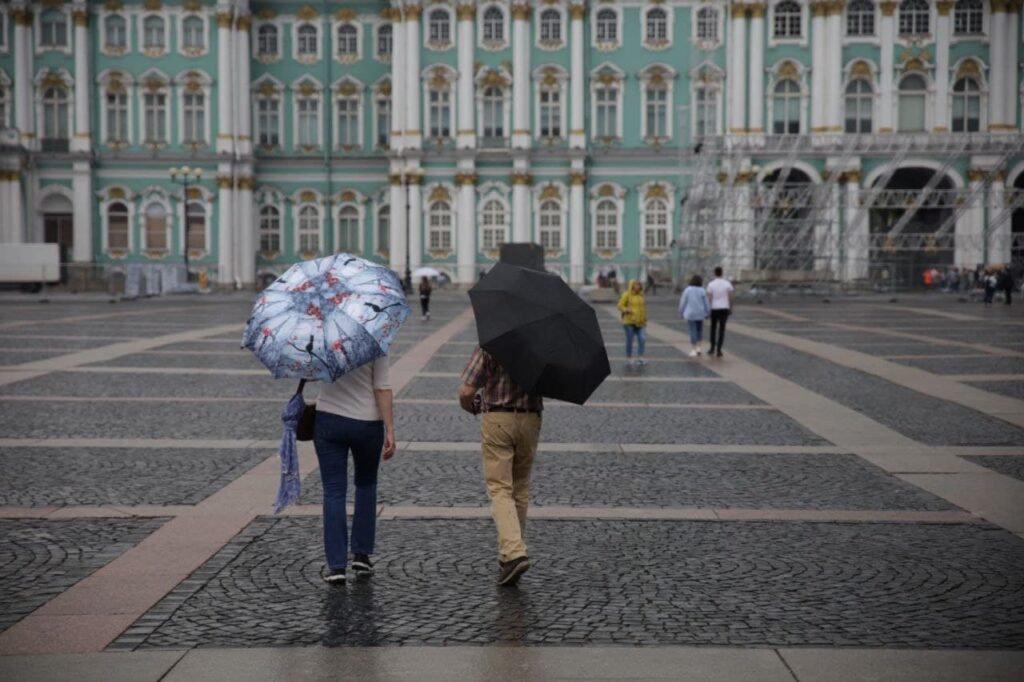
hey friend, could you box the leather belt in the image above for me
[485,404,540,414]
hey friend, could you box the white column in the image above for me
[826,3,844,131]
[71,5,91,153]
[735,177,755,272]
[748,4,766,134]
[511,166,531,242]
[405,3,422,150]
[511,3,531,148]
[237,171,255,286]
[810,2,827,132]
[988,177,1010,264]
[390,6,406,152]
[958,172,985,267]
[388,172,407,273]
[1,167,25,243]
[235,13,253,156]
[878,2,896,132]
[987,2,1007,129]
[215,8,235,154]
[569,3,585,149]
[456,171,477,284]
[569,170,586,283]
[843,171,868,280]
[216,169,235,285]
[71,162,93,263]
[407,174,423,270]
[728,5,747,133]
[933,2,951,132]
[12,4,34,147]
[456,3,475,149]
[1003,5,1020,129]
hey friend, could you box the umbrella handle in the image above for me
[295,379,306,396]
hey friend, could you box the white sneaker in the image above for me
[637,357,647,366]
[688,349,698,358]
[696,348,703,356]
[627,358,637,366]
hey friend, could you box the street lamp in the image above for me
[401,168,423,293]
[169,166,203,281]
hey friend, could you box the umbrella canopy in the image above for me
[412,266,442,280]
[468,263,610,405]
[242,254,409,382]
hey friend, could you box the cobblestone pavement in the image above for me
[118,517,1024,649]
[0,518,167,633]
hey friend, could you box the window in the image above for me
[482,87,504,139]
[844,79,873,133]
[182,92,205,144]
[539,9,561,43]
[256,96,280,146]
[259,205,281,252]
[773,1,802,38]
[0,86,8,128]
[428,88,451,139]
[645,86,668,139]
[846,0,875,36]
[696,7,718,40]
[337,206,359,252]
[897,74,927,132]
[428,9,451,46]
[953,0,983,36]
[298,205,320,253]
[104,15,128,51]
[337,23,358,58]
[143,91,167,144]
[480,199,506,250]
[105,90,129,144]
[772,79,801,134]
[898,0,929,36]
[377,24,392,58]
[297,96,319,147]
[143,16,165,50]
[107,202,129,250]
[182,16,204,51]
[951,77,980,132]
[42,86,69,141]
[539,88,561,138]
[297,23,317,57]
[257,24,278,57]
[482,6,504,43]
[595,199,618,249]
[40,9,68,48]
[377,205,390,253]
[539,200,561,250]
[185,202,205,251]
[595,86,618,138]
[695,87,718,137]
[144,203,168,251]
[646,8,668,43]
[596,9,617,43]
[429,201,453,250]
[337,93,360,148]
[376,94,391,147]
[644,200,669,250]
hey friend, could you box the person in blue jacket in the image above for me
[678,275,711,357]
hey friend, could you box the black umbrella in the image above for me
[468,262,611,405]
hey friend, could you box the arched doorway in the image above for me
[1012,172,1024,267]
[40,192,73,282]
[754,169,815,272]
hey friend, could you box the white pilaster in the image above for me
[456,3,475,149]
[728,5,747,133]
[215,7,235,154]
[71,162,93,263]
[958,176,985,267]
[511,162,531,242]
[235,13,253,156]
[810,2,827,132]
[71,5,91,153]
[12,4,34,147]
[826,3,843,131]
[511,3,531,148]
[988,179,1010,263]
[1003,4,1020,129]
[734,179,755,272]
[748,4,766,133]
[878,2,896,132]
[237,171,255,286]
[569,170,585,283]
[456,170,477,284]
[569,3,585,149]
[217,169,235,285]
[388,172,407,273]
[934,2,951,131]
[408,174,423,270]
[390,6,406,152]
[844,172,868,280]
[405,3,422,149]
[1,166,25,243]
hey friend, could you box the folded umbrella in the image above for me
[468,263,610,405]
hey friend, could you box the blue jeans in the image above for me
[624,325,646,358]
[313,411,384,570]
[687,320,704,345]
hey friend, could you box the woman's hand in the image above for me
[382,428,396,460]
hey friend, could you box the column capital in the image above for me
[216,12,234,29]
[511,172,533,186]
[810,1,830,18]
[405,3,422,20]
[237,176,255,190]
[879,1,898,17]
[72,8,90,27]
[838,170,862,184]
[235,14,252,31]
[406,171,425,186]
[0,170,22,182]
[511,3,532,21]
[456,3,476,21]
[389,173,404,186]
[455,172,478,186]
[748,3,767,19]
[967,168,990,183]
[569,172,587,186]
[569,2,586,21]
[936,0,955,16]
[11,7,33,26]
[730,3,748,19]
[216,176,234,190]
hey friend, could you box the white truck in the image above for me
[0,243,61,292]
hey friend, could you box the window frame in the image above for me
[896,72,929,133]
[294,21,320,63]
[252,81,284,149]
[950,76,982,133]
[845,0,877,38]
[771,78,803,135]
[375,203,391,256]
[373,81,392,149]
[429,199,455,252]
[844,78,874,134]
[593,7,621,49]
[479,4,508,50]
[40,83,71,143]
[37,7,70,53]
[335,203,362,254]
[141,199,172,254]
[536,7,564,49]
[179,13,208,56]
[334,80,363,150]
[769,0,807,45]
[642,5,673,50]
[693,83,722,138]
[254,22,281,61]
[335,21,361,62]
[294,201,324,256]
[104,199,132,254]
[897,0,930,38]
[693,6,722,46]
[102,13,130,55]
[952,0,985,37]
[426,6,454,51]
[593,197,621,252]
[478,196,508,253]
[258,203,282,255]
[140,13,168,56]
[375,21,393,62]
[294,83,323,150]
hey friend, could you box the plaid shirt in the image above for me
[460,347,543,413]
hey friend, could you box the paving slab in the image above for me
[778,648,1024,682]
[961,455,1024,482]
[0,651,185,682]
[0,372,295,399]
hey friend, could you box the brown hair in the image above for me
[689,275,703,287]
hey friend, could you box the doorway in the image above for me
[43,213,73,283]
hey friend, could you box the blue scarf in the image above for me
[274,391,305,513]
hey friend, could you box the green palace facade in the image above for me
[0,0,1022,287]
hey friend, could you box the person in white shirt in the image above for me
[705,267,734,357]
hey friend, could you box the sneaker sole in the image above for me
[498,560,530,586]
[322,575,347,585]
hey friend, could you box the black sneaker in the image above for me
[352,554,373,576]
[716,350,723,358]
[497,556,530,586]
[322,567,346,585]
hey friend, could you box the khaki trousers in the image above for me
[480,411,542,563]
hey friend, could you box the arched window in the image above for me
[257,24,278,57]
[297,23,318,57]
[429,9,451,47]
[595,84,619,138]
[144,203,168,251]
[645,84,668,138]
[143,16,165,50]
[595,199,618,249]
[377,24,392,58]
[182,16,204,50]
[337,205,359,252]
[337,90,360,148]
[104,15,127,50]
[480,199,507,250]
[696,7,718,40]
[695,86,719,137]
[540,9,561,43]
[772,79,801,134]
[774,1,802,38]
[539,86,561,138]
[429,201,453,250]
[596,8,617,43]
[846,0,875,36]
[182,91,205,144]
[185,202,205,251]
[337,24,358,57]
[143,87,168,144]
[298,205,320,253]
[105,88,128,144]
[844,79,873,133]
[40,9,68,48]
[646,8,668,43]
[482,86,504,139]
[42,86,69,142]
[428,86,452,139]
[377,205,390,253]
[953,0,983,35]
[259,205,281,252]
[539,200,562,250]
[951,77,981,132]
[897,74,927,132]
[644,199,669,250]
[898,0,929,36]
[107,201,129,251]
[296,85,320,147]
[482,6,504,43]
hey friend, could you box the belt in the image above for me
[485,404,540,414]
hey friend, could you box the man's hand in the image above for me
[382,428,396,460]
[458,383,478,414]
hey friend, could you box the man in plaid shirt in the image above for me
[459,346,543,586]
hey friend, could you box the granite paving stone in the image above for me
[964,381,1024,400]
[961,456,1024,483]
[0,349,77,364]
[891,356,1024,376]
[86,352,266,370]
[0,371,294,398]
[0,335,127,350]
[423,354,720,378]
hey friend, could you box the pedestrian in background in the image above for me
[706,266,734,358]
[645,271,658,295]
[983,269,997,306]
[679,274,711,357]
[418,276,432,321]
[617,279,648,366]
[998,266,1014,306]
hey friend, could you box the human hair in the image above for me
[689,274,703,287]
[714,266,723,277]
